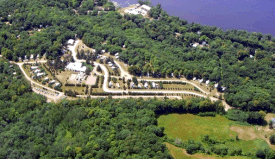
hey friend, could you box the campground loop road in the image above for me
[15,40,232,110]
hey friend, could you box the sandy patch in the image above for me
[67,74,77,83]
[86,75,97,85]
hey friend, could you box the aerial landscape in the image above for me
[0,0,275,158]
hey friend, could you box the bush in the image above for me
[198,112,216,117]
[270,135,275,145]
[255,149,266,159]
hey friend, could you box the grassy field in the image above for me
[158,114,271,154]
[165,143,250,159]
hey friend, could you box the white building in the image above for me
[214,83,219,88]
[34,69,41,73]
[44,77,49,81]
[30,54,34,59]
[108,63,113,67]
[152,82,156,88]
[67,39,74,45]
[144,82,148,88]
[31,66,39,70]
[115,53,119,56]
[109,81,113,87]
[199,79,203,83]
[37,72,45,77]
[250,55,254,58]
[206,80,210,85]
[55,83,60,87]
[49,80,55,84]
[111,66,116,69]
[141,4,151,11]
[66,62,86,72]
[193,77,196,81]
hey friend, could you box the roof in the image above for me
[67,39,74,45]
[141,4,151,11]
[66,62,86,72]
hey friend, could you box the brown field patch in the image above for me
[229,125,257,140]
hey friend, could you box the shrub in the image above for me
[255,149,265,159]
[270,135,275,145]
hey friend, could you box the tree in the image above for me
[85,67,91,75]
[132,76,138,85]
[255,149,266,159]
[270,135,275,145]
[97,65,102,72]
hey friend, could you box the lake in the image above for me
[114,0,275,36]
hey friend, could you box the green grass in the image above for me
[158,114,236,141]
[158,114,270,154]
[165,143,250,159]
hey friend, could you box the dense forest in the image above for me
[1,0,275,113]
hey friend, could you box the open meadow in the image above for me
[158,114,274,156]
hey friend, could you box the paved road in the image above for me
[113,61,132,80]
[67,40,86,63]
[77,95,182,100]
[17,62,64,101]
[15,42,232,110]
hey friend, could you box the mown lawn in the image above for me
[158,114,270,154]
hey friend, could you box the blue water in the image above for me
[115,0,275,36]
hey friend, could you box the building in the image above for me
[30,54,34,59]
[44,77,49,81]
[152,82,156,88]
[193,77,196,81]
[214,83,219,88]
[109,81,113,87]
[141,4,151,11]
[37,72,45,77]
[34,69,41,73]
[55,83,60,87]
[49,80,55,84]
[66,62,86,72]
[206,80,210,85]
[108,63,113,67]
[250,55,254,58]
[31,66,39,70]
[144,82,148,88]
[115,53,119,56]
[111,66,116,69]
[199,79,203,83]
[67,39,74,45]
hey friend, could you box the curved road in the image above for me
[17,62,64,101]
[15,41,232,110]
